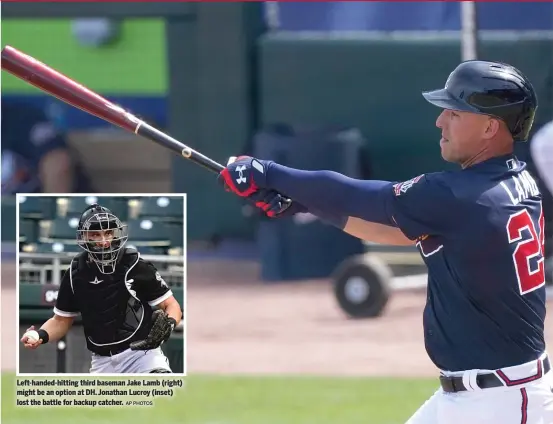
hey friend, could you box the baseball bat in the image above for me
[0,45,224,173]
[1,45,293,211]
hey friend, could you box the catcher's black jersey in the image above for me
[54,247,173,355]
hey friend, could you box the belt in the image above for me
[92,344,129,357]
[440,356,550,393]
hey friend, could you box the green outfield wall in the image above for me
[2,19,167,94]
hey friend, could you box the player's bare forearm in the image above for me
[158,296,182,326]
[41,314,75,342]
[343,217,415,246]
[165,302,182,326]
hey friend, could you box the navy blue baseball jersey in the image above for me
[386,154,546,372]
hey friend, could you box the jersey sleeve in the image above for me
[53,267,80,317]
[384,173,460,241]
[134,261,174,307]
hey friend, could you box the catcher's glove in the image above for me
[130,309,176,351]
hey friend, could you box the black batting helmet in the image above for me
[422,60,538,142]
[76,203,128,274]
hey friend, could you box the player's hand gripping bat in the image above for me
[0,45,292,211]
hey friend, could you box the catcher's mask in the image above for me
[76,203,128,274]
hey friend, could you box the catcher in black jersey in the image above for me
[20,203,183,374]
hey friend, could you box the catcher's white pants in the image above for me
[406,355,553,423]
[89,347,172,374]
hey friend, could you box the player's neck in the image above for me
[461,139,514,169]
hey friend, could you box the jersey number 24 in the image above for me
[507,208,545,295]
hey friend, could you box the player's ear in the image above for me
[483,117,500,139]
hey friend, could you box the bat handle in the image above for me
[181,145,225,173]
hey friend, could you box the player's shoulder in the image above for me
[120,247,159,276]
[61,251,87,278]
[391,171,482,215]
[119,247,143,269]
[70,251,88,267]
[392,171,456,197]
[449,156,540,205]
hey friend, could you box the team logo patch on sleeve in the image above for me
[155,271,168,288]
[393,175,424,196]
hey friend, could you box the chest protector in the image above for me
[69,248,153,354]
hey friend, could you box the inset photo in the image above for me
[17,194,186,376]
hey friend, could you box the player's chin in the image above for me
[439,144,458,163]
[440,148,454,163]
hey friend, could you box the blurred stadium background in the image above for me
[17,195,185,374]
[1,2,553,424]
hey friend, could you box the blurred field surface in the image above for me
[1,373,436,424]
[3,257,553,424]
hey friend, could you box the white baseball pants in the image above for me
[89,347,172,374]
[406,355,553,424]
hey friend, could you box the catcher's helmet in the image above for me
[76,203,128,274]
[422,60,538,142]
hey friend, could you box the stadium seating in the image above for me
[274,2,553,31]
[125,245,168,255]
[40,216,81,243]
[57,196,130,220]
[18,196,57,220]
[134,196,183,223]
[26,241,81,255]
[126,218,171,247]
[167,222,184,248]
[18,196,58,248]
[18,196,184,257]
[19,218,38,244]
